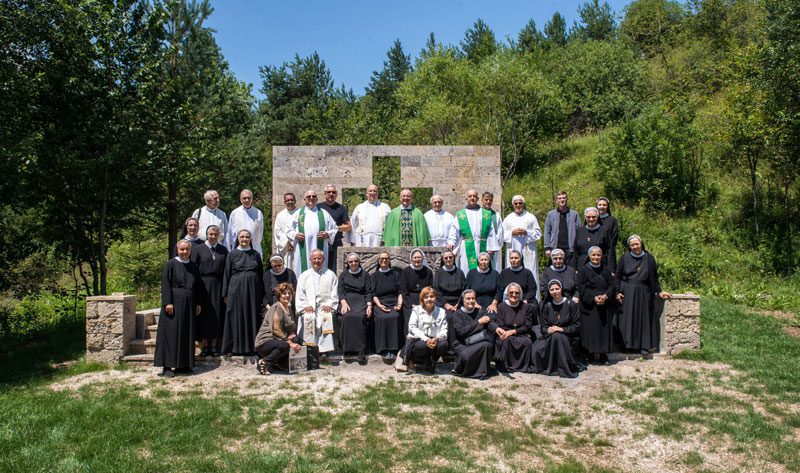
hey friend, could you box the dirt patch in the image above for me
[783,326,800,339]
[755,309,798,322]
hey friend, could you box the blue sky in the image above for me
[207,0,634,98]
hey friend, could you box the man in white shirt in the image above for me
[286,190,338,275]
[503,194,542,295]
[295,249,338,354]
[191,189,228,244]
[227,189,264,256]
[349,184,391,247]
[449,189,499,275]
[424,194,455,247]
[273,193,299,268]
[482,191,503,270]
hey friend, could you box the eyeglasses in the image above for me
[443,255,454,259]
[379,257,390,260]
[347,260,360,264]
[306,195,317,199]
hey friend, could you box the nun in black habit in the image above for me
[155,240,202,377]
[539,248,576,303]
[615,235,671,355]
[497,250,538,304]
[490,282,536,373]
[372,251,404,361]
[338,253,374,363]
[575,246,615,364]
[190,224,227,357]
[221,229,264,356]
[532,280,581,378]
[263,254,297,307]
[399,248,433,342]
[571,207,610,268]
[451,289,494,379]
[465,252,500,313]
[596,197,619,272]
[433,249,466,313]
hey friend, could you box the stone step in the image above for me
[128,338,156,355]
[135,308,160,339]
[144,324,158,340]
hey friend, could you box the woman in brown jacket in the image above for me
[255,283,301,375]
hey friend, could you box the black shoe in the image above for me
[174,367,193,375]
[358,354,367,365]
[161,368,175,378]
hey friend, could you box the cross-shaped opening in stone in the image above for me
[341,156,432,213]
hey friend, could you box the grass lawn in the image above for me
[1,298,799,472]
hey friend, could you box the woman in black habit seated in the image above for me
[372,251,404,362]
[155,239,202,378]
[532,279,581,378]
[575,246,614,365]
[191,224,227,357]
[399,248,433,343]
[433,249,465,313]
[539,248,576,304]
[338,253,374,364]
[571,207,610,268]
[615,235,671,356]
[254,283,302,375]
[262,254,297,308]
[221,229,264,356]
[465,252,500,313]
[497,250,538,304]
[491,282,535,373]
[596,197,619,272]
[451,289,494,379]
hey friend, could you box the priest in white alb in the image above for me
[349,184,391,247]
[286,189,338,275]
[227,189,264,256]
[273,192,299,269]
[448,189,499,276]
[502,194,542,292]
[424,194,455,247]
[482,191,504,271]
[295,249,338,354]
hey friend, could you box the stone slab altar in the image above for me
[335,246,447,274]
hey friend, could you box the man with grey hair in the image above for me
[273,193,299,268]
[424,194,455,247]
[227,189,264,256]
[295,248,338,354]
[502,194,542,299]
[349,184,391,247]
[482,191,503,270]
[191,189,228,244]
[449,189,499,275]
[286,189,338,275]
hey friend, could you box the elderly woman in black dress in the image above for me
[372,251,404,362]
[615,235,671,356]
[540,248,576,304]
[596,197,619,271]
[263,254,297,308]
[465,252,500,313]
[434,249,465,313]
[575,246,614,365]
[497,250,538,303]
[532,280,581,378]
[191,225,227,357]
[155,239,202,378]
[399,248,433,342]
[338,253,374,364]
[450,289,494,379]
[491,282,536,373]
[571,207,610,268]
[221,229,264,356]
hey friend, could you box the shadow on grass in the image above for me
[0,317,103,389]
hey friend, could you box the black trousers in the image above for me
[256,339,290,366]
[403,338,449,371]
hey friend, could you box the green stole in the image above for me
[298,206,326,272]
[456,208,492,270]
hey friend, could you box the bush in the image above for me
[106,234,166,309]
[0,291,84,340]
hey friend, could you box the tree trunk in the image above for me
[749,155,760,245]
[99,171,109,294]
[167,178,178,259]
[784,180,793,275]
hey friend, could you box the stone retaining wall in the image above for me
[86,293,136,364]
[658,293,701,356]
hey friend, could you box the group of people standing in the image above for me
[155,185,670,380]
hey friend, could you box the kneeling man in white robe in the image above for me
[296,249,339,354]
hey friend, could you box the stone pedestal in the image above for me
[86,293,136,364]
[335,246,446,275]
[658,293,701,355]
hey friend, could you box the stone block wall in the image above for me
[271,146,502,220]
[86,293,136,363]
[335,246,447,275]
[658,294,701,355]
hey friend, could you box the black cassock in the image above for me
[465,268,500,310]
[221,248,264,355]
[497,267,538,304]
[575,263,615,354]
[571,225,610,268]
[337,269,374,356]
[372,268,403,354]
[450,307,494,379]
[191,243,228,342]
[434,267,466,308]
[532,298,581,378]
[262,268,297,306]
[615,251,662,351]
[155,258,201,369]
[490,301,535,372]
[540,265,577,303]
[399,265,433,338]
[599,213,619,272]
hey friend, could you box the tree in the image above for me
[460,18,497,63]
[515,19,544,54]
[543,12,568,48]
[365,39,412,105]
[619,0,685,60]
[574,0,617,42]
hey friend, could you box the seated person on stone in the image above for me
[255,283,302,375]
[337,253,374,365]
[372,251,404,362]
[397,286,448,373]
[532,280,581,378]
[490,282,536,373]
[450,289,494,380]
